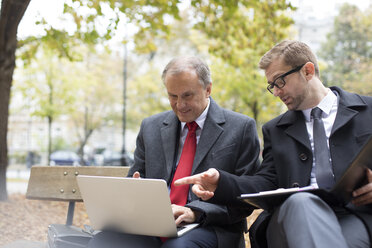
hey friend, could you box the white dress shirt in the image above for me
[176,98,210,165]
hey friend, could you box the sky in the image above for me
[19,0,64,38]
[291,0,370,15]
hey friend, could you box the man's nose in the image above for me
[177,98,186,107]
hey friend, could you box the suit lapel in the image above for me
[192,98,224,174]
[160,112,179,182]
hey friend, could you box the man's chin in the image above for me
[177,114,193,123]
[286,103,301,111]
[285,103,295,111]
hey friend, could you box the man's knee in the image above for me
[281,192,328,212]
[275,192,335,225]
[161,238,188,248]
[161,227,217,248]
[267,192,349,248]
[284,192,317,206]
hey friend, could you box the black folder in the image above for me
[238,135,372,210]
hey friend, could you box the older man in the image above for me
[88,56,260,248]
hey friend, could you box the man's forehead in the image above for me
[166,68,196,78]
[167,88,194,96]
[265,59,291,81]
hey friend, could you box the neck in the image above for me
[307,79,328,109]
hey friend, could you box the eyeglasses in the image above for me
[266,64,305,94]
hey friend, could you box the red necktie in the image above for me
[170,121,198,206]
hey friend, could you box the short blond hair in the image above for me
[259,40,320,77]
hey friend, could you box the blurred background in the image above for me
[2,0,372,195]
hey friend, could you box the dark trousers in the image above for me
[88,227,218,248]
[266,192,370,248]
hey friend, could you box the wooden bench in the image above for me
[23,165,260,248]
[26,165,130,226]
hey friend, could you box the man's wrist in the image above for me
[191,209,206,223]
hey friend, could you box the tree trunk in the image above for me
[252,100,259,123]
[0,0,31,201]
[47,115,52,165]
[78,128,93,166]
[47,80,54,165]
[77,107,93,166]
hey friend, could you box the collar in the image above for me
[302,89,337,122]
[180,98,210,130]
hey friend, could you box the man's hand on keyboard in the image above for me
[172,204,196,226]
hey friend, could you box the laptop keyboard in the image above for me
[177,226,187,232]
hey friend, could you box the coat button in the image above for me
[299,153,308,161]
[292,182,300,187]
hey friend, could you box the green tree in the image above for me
[127,65,169,129]
[191,0,295,127]
[1,0,294,201]
[67,51,123,163]
[125,1,295,131]
[211,58,285,129]
[15,47,125,165]
[0,0,181,201]
[319,3,372,95]
[14,47,76,165]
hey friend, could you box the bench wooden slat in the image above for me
[26,166,130,202]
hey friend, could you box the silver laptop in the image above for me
[76,175,199,237]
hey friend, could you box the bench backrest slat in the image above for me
[26,166,130,202]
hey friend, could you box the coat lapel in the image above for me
[160,112,179,182]
[276,87,367,159]
[192,98,224,174]
[331,104,358,135]
[278,111,311,151]
[330,86,366,135]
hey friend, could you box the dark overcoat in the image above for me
[214,87,372,246]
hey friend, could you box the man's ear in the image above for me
[206,83,212,97]
[303,62,315,80]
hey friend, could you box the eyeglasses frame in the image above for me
[266,64,305,94]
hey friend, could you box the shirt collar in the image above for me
[180,98,210,130]
[302,89,337,122]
